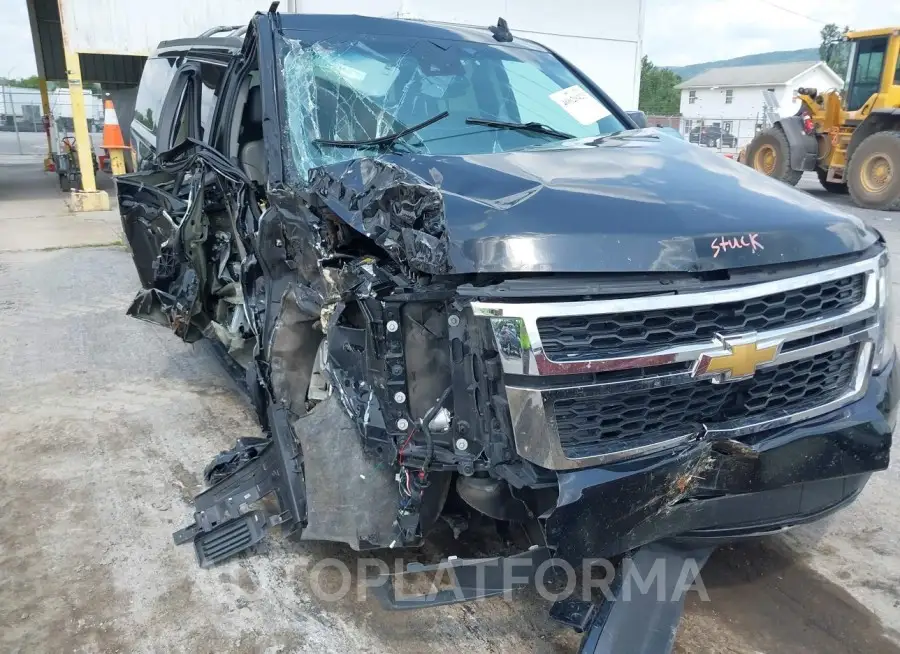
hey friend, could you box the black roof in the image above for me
[278,13,547,50]
[152,13,548,60]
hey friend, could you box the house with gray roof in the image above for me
[673,60,842,147]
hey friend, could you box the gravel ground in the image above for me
[0,165,898,653]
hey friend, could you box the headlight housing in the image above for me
[874,251,895,372]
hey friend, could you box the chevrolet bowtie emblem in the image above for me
[693,333,782,382]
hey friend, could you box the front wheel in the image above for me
[746,127,803,186]
[847,131,900,211]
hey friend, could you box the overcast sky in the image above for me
[2,0,900,78]
[645,0,900,67]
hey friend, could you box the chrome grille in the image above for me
[554,345,859,459]
[474,255,883,470]
[537,274,866,362]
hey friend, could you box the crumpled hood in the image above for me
[309,130,876,274]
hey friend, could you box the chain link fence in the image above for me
[646,115,766,156]
[0,87,104,158]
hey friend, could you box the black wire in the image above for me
[420,386,452,469]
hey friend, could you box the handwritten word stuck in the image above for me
[711,233,764,258]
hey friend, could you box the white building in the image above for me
[40,0,644,112]
[0,85,102,129]
[675,61,843,146]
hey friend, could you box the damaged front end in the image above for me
[117,13,897,654]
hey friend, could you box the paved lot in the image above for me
[1,164,899,653]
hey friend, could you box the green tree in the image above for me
[639,56,682,115]
[819,23,850,78]
[1,75,41,89]
[0,76,58,90]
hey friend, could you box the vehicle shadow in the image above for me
[677,536,900,654]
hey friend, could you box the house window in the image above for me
[723,121,733,133]
[725,89,733,104]
[688,90,697,104]
[683,119,692,134]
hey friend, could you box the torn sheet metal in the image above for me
[118,140,259,351]
[309,158,449,275]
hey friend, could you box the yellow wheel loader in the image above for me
[746,27,900,210]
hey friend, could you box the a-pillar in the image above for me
[63,49,109,212]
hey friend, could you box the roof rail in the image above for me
[197,25,246,38]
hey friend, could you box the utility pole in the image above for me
[2,69,23,155]
[6,85,22,155]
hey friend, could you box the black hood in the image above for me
[309,130,876,274]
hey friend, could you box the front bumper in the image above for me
[544,357,898,562]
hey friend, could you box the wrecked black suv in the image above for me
[117,8,897,651]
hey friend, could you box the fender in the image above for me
[776,115,818,171]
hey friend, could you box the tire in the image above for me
[847,130,900,211]
[746,127,803,186]
[816,168,849,194]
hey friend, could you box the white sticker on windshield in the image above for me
[548,85,609,125]
[333,62,367,82]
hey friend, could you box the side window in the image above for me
[847,37,888,110]
[196,61,227,143]
[132,57,178,162]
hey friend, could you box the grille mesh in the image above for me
[554,345,860,458]
[538,275,866,362]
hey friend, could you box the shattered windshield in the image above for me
[280,33,626,179]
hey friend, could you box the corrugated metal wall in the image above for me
[29,0,146,85]
[58,0,271,54]
[29,0,66,81]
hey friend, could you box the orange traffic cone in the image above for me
[102,98,128,175]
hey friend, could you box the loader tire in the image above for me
[817,168,849,194]
[847,131,900,211]
[746,127,803,186]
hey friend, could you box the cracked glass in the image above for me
[280,33,627,181]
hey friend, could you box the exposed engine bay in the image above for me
[115,11,897,653]
[121,138,558,557]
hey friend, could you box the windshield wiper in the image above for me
[314,111,449,150]
[465,117,574,140]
